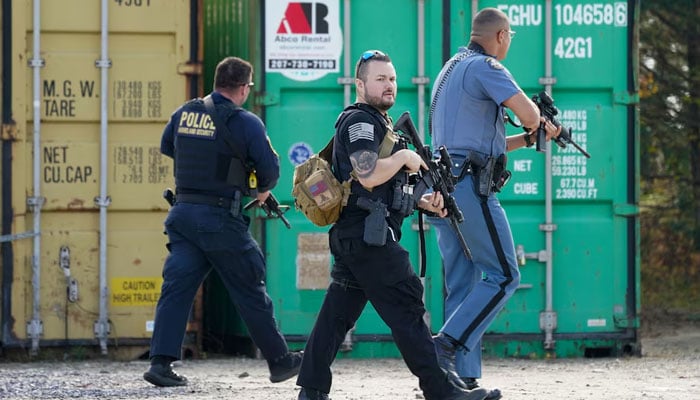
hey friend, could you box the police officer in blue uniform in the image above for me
[429,8,561,400]
[295,50,487,400]
[144,56,302,387]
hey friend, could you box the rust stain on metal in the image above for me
[66,198,86,209]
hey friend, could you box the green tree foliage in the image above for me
[640,0,700,311]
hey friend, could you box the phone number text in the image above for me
[269,59,337,70]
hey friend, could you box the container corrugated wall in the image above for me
[1,0,194,357]
[252,0,640,358]
[468,0,640,357]
[2,0,640,360]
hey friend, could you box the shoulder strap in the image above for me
[429,50,472,135]
[203,95,246,162]
[318,137,334,163]
[377,127,398,159]
[337,105,396,159]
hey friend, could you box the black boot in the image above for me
[298,387,330,400]
[443,386,488,400]
[433,333,466,389]
[269,350,304,383]
[462,378,502,400]
[143,362,187,387]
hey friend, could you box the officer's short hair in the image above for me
[355,50,392,82]
[472,7,509,34]
[214,57,253,90]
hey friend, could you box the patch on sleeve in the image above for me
[485,57,504,70]
[348,122,375,143]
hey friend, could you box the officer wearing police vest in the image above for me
[144,56,302,387]
[295,50,487,400]
[429,8,561,400]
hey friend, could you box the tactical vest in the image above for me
[173,99,246,196]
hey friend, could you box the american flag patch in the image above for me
[309,181,329,196]
[348,122,375,142]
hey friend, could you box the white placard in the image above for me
[265,0,342,81]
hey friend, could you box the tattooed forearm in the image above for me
[350,150,378,179]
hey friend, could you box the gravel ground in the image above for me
[0,319,698,400]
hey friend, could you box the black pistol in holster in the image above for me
[476,154,511,198]
[163,188,175,206]
[161,188,176,235]
[356,197,389,247]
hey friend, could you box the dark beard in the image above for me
[364,91,394,113]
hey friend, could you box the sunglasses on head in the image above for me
[360,50,386,61]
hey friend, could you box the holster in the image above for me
[357,197,389,247]
[226,157,249,192]
[473,153,511,198]
[229,191,242,217]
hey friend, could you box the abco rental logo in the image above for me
[276,2,329,36]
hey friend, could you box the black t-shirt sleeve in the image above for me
[339,111,383,158]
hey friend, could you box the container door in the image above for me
[4,0,191,356]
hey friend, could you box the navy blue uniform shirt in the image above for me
[161,91,280,196]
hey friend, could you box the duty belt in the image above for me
[176,193,235,208]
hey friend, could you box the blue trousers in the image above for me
[296,229,456,400]
[431,174,520,379]
[149,202,289,362]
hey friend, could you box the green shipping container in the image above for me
[203,0,640,359]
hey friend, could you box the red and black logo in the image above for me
[277,2,329,34]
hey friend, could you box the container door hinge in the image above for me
[27,196,46,212]
[1,122,17,140]
[94,195,112,208]
[613,91,640,105]
[539,311,558,331]
[539,223,557,232]
[411,76,430,85]
[26,319,44,340]
[94,320,111,338]
[613,203,639,217]
[337,76,354,85]
[540,311,558,350]
[95,59,112,69]
[177,62,202,76]
[538,76,557,86]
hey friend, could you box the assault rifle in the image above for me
[531,91,591,158]
[244,193,292,229]
[393,111,472,262]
